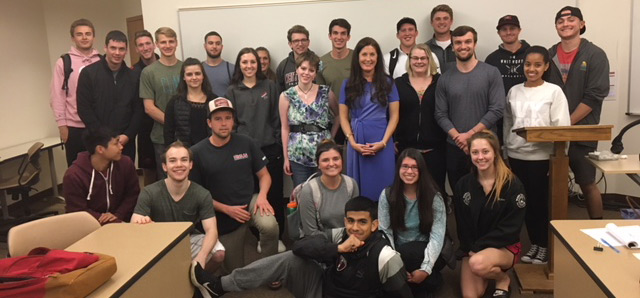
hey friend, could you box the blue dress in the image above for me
[339,80,399,201]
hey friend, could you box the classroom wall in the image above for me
[141,0,640,198]
[0,0,142,196]
[2,1,636,202]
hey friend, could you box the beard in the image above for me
[212,129,230,140]
[207,51,221,59]
[455,51,474,62]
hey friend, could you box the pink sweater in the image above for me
[49,47,100,128]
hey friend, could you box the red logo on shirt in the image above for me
[233,153,249,161]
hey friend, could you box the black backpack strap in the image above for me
[388,49,399,76]
[226,61,231,81]
[61,54,73,96]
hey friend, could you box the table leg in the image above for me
[47,148,63,199]
[0,190,8,220]
[548,141,570,275]
[626,173,640,186]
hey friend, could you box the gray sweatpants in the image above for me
[221,251,324,298]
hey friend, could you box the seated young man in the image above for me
[131,141,225,273]
[190,196,414,298]
[64,127,139,224]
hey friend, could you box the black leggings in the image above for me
[396,241,445,295]
[509,158,549,247]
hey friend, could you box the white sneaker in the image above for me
[521,244,538,263]
[258,240,286,253]
[532,247,548,264]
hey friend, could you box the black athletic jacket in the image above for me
[292,229,413,298]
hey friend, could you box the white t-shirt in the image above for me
[504,81,571,160]
[435,39,451,50]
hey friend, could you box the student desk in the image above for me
[0,137,63,220]
[551,219,640,298]
[65,222,195,297]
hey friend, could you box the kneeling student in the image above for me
[131,141,225,273]
[190,196,414,298]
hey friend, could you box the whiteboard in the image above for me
[629,0,640,114]
[178,0,575,74]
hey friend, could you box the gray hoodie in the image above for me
[547,38,610,148]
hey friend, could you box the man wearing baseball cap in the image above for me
[384,17,440,78]
[485,15,530,144]
[190,97,279,272]
[547,6,610,220]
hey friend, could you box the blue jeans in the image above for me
[289,161,317,187]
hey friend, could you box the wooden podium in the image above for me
[511,125,613,294]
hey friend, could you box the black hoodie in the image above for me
[485,40,531,95]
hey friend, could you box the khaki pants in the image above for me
[219,194,279,272]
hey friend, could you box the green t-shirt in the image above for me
[320,50,353,98]
[134,179,215,224]
[139,60,183,144]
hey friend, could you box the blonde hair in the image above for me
[406,44,438,76]
[468,130,515,206]
[154,27,177,41]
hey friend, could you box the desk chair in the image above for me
[0,142,45,216]
[7,211,101,257]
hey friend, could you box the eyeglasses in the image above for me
[400,164,419,171]
[291,39,309,45]
[410,56,429,62]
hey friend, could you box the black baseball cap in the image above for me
[555,6,586,35]
[496,15,520,30]
[397,17,417,32]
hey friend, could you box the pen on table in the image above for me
[600,238,621,254]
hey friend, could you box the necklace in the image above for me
[298,84,313,94]
[297,84,314,102]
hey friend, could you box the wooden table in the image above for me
[0,137,63,219]
[587,154,640,186]
[551,219,640,298]
[66,222,195,297]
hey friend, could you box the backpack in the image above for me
[387,48,400,77]
[60,54,73,96]
[287,173,355,240]
[0,247,116,298]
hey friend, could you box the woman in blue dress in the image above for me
[339,37,400,200]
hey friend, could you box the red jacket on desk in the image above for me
[63,151,139,223]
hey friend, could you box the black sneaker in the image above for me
[190,261,225,298]
[532,247,548,264]
[492,288,510,297]
[520,244,538,263]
